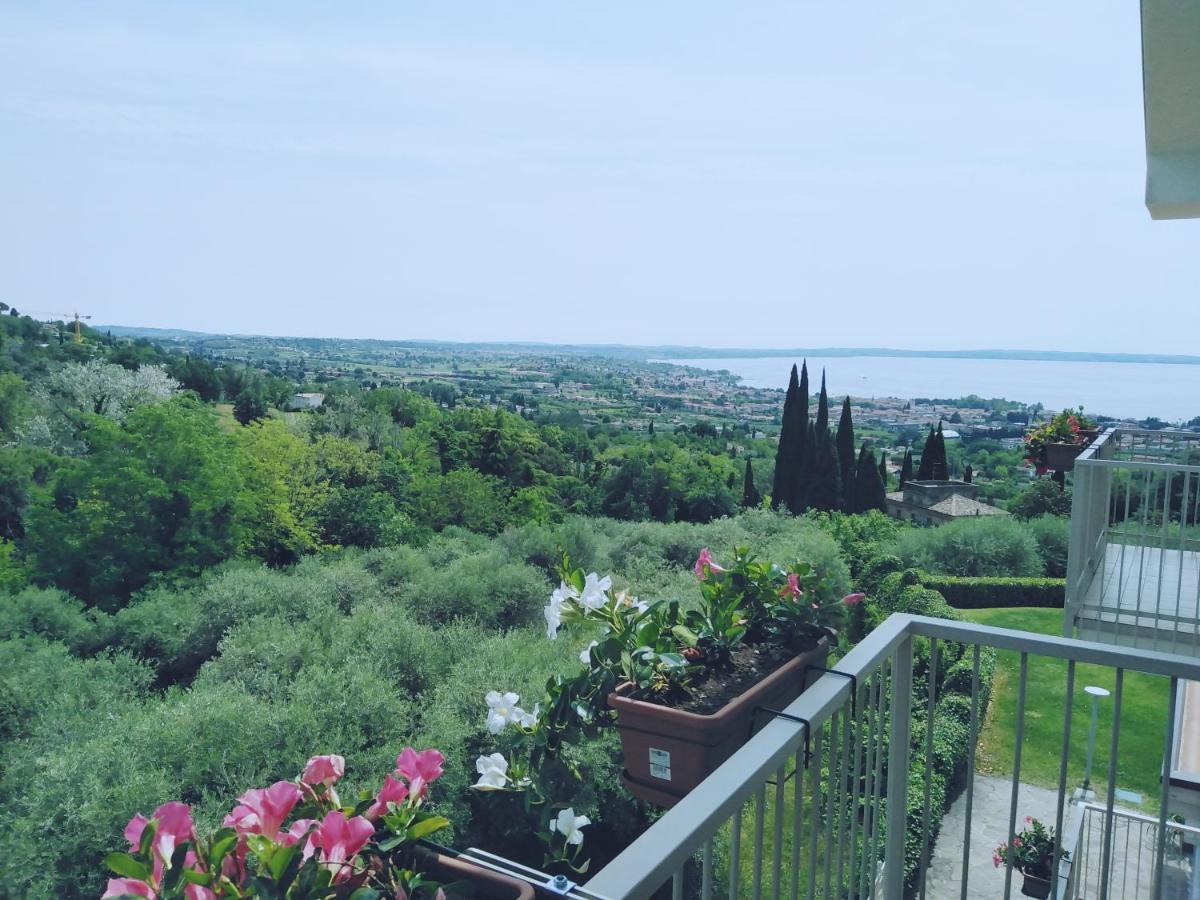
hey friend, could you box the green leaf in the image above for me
[348,888,382,899]
[407,815,451,841]
[104,852,149,881]
[181,869,214,886]
[376,833,408,852]
[208,832,238,869]
[671,624,699,646]
[268,840,300,881]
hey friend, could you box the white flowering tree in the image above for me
[20,359,179,453]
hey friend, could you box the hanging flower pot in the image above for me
[1024,409,1100,473]
[1019,870,1052,898]
[609,635,831,807]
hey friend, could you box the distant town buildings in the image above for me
[286,392,325,411]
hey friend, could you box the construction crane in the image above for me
[25,310,93,343]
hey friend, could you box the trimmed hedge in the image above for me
[919,574,1065,609]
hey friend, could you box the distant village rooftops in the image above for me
[885,478,1008,525]
[286,392,325,411]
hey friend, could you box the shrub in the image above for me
[892,516,1042,577]
[0,585,110,654]
[1008,479,1072,520]
[1027,514,1069,578]
[401,550,547,629]
[919,574,1065,609]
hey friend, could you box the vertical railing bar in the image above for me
[823,710,837,900]
[1139,468,1152,649]
[1116,469,1134,639]
[1002,652,1028,899]
[701,837,713,900]
[754,782,767,900]
[918,637,939,900]
[1051,659,1076,887]
[1157,469,1171,647]
[1098,668,1124,900]
[836,690,853,897]
[847,676,866,900]
[671,867,683,900]
[790,745,803,900]
[869,658,890,893]
[731,805,743,900]
[1178,472,1191,656]
[807,727,822,900]
[858,671,879,900]
[884,639,914,900]
[959,645,981,900]
[1153,675,1179,898]
[1122,810,1131,898]
[772,761,786,900]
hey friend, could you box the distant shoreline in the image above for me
[95,325,1200,367]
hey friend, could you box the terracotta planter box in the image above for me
[423,851,536,900]
[608,636,831,807]
[1044,442,1084,472]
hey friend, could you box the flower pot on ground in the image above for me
[995,817,1066,900]
[609,634,831,806]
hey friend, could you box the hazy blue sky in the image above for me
[2,2,1196,351]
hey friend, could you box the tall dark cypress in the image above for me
[916,426,936,480]
[742,458,761,508]
[835,396,856,510]
[931,421,949,480]
[899,448,914,488]
[771,365,800,509]
[963,463,973,484]
[815,370,829,438]
[808,428,842,512]
[854,444,887,513]
[878,451,889,492]
[794,420,818,512]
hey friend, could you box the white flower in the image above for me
[472,753,509,790]
[580,641,598,665]
[518,704,539,729]
[544,582,578,639]
[485,691,523,734]
[579,573,612,610]
[551,808,591,846]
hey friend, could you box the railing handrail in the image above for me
[1076,425,1200,473]
[1077,801,1200,837]
[584,614,1200,898]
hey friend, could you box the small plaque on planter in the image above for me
[649,748,671,781]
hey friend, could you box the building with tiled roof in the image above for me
[885,479,1008,526]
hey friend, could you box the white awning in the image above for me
[1142,0,1200,219]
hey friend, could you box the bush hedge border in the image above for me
[918,574,1065,609]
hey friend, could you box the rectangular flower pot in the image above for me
[1020,871,1051,898]
[1044,442,1084,472]
[608,636,831,807]
[422,850,536,900]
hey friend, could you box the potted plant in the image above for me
[993,816,1069,899]
[98,749,536,900]
[477,548,861,808]
[1024,407,1099,474]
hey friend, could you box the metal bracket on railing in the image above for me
[543,874,577,895]
[753,706,813,766]
[805,665,858,714]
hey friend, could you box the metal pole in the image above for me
[1081,685,1110,797]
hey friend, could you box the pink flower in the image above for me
[693,548,725,579]
[124,814,150,851]
[367,774,410,821]
[103,879,156,898]
[992,852,1002,869]
[122,802,195,885]
[842,592,865,607]
[779,573,802,600]
[314,810,374,884]
[181,852,215,900]
[281,818,319,861]
[395,748,444,799]
[1024,815,1033,824]
[301,754,345,788]
[236,781,302,840]
[222,804,259,835]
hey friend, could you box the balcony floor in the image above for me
[1075,544,1200,653]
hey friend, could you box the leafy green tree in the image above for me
[835,396,856,509]
[319,485,400,548]
[742,458,761,508]
[22,400,245,607]
[233,383,269,425]
[0,373,30,436]
[167,355,223,402]
[1008,478,1072,520]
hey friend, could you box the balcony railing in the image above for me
[580,613,1200,900]
[1066,427,1200,653]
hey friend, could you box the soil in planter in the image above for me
[640,640,812,715]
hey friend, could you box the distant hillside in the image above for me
[94,325,1200,366]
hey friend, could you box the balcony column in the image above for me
[884,635,913,897]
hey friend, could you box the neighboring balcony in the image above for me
[565,614,1199,900]
[1066,427,1200,654]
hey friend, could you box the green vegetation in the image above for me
[892,516,1044,577]
[918,574,1065,609]
[962,607,1170,805]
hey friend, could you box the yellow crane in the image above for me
[26,310,93,343]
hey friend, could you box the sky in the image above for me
[2,2,1197,352]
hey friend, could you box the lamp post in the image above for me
[1080,685,1111,800]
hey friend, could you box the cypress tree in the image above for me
[648,420,654,435]
[931,421,949,480]
[771,365,800,509]
[742,458,761,508]
[815,370,829,438]
[916,426,935,480]
[787,361,811,512]
[854,444,887,513]
[794,420,818,513]
[878,451,889,492]
[835,396,856,510]
[899,448,914,488]
[808,428,842,512]
[963,463,973,484]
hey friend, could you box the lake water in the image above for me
[659,356,1200,422]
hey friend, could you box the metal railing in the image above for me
[1061,801,1200,899]
[1066,427,1200,654]
[582,614,1200,900]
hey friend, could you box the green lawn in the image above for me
[961,607,1172,807]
